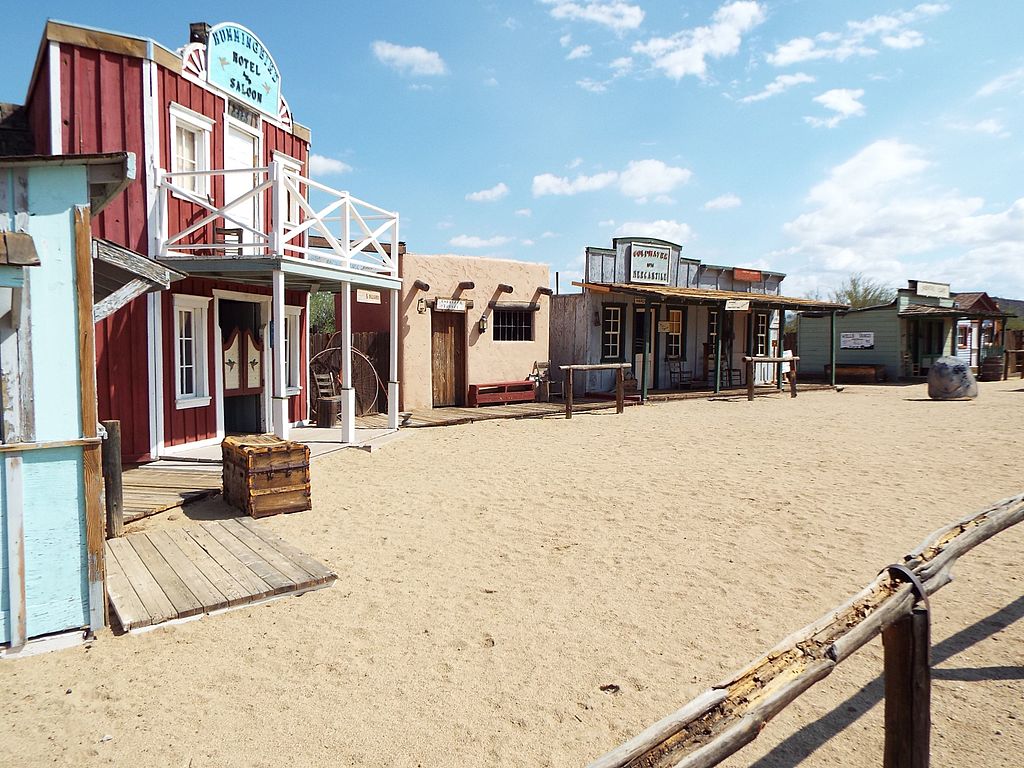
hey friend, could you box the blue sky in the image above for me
[3,2,1023,298]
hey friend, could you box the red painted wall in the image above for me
[341,287,391,333]
[25,53,50,153]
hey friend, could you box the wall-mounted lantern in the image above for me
[479,314,488,333]
[417,297,427,314]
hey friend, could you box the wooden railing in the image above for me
[157,161,399,278]
[743,355,800,401]
[588,492,1024,768]
[560,363,632,418]
[1004,349,1024,380]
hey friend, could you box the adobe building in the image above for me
[344,252,550,410]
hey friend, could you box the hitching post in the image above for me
[714,305,723,394]
[640,299,651,402]
[883,605,931,768]
[829,309,837,387]
[100,420,123,539]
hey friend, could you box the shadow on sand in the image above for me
[747,595,1024,768]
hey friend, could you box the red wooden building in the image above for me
[20,20,402,461]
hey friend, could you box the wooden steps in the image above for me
[105,518,335,631]
[122,466,222,522]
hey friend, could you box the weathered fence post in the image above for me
[746,360,755,401]
[883,605,931,768]
[101,419,123,539]
[565,368,574,419]
[616,366,624,414]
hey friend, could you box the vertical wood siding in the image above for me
[25,54,51,153]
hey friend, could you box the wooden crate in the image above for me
[222,435,311,518]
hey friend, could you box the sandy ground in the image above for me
[2,380,1023,767]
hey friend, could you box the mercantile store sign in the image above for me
[629,243,670,285]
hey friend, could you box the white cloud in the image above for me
[618,159,692,200]
[533,171,618,196]
[567,157,583,169]
[521,238,536,246]
[436,218,454,230]
[567,44,592,60]
[610,56,634,75]
[533,159,691,199]
[371,41,447,76]
[483,77,499,87]
[515,208,532,217]
[740,72,815,103]
[466,182,510,202]
[773,138,1024,296]
[542,1,645,32]
[504,17,520,31]
[449,234,513,248]
[560,33,573,47]
[577,77,609,93]
[599,218,616,227]
[308,154,352,176]
[541,231,559,239]
[977,67,1024,97]
[949,118,1011,139]
[767,4,948,67]
[632,1,766,81]
[704,193,742,210]
[614,219,693,244]
[804,88,865,128]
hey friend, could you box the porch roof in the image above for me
[898,303,1010,319]
[575,281,848,311]
[156,255,401,293]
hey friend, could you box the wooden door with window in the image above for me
[223,124,259,254]
[431,311,466,407]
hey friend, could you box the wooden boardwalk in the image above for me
[356,398,624,429]
[123,466,222,523]
[105,517,335,631]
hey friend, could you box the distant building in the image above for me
[550,236,844,396]
[799,280,1010,380]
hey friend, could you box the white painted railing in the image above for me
[157,160,399,278]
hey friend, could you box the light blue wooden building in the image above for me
[0,152,136,652]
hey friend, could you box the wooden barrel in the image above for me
[979,356,1004,381]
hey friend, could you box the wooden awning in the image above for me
[575,281,848,311]
[93,238,184,322]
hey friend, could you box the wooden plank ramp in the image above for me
[122,466,222,523]
[105,518,335,632]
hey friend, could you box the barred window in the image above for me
[602,305,624,361]
[493,309,533,341]
[666,309,684,359]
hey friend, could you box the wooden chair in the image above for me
[532,360,564,400]
[667,360,693,389]
[214,226,243,256]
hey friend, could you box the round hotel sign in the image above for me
[207,23,281,117]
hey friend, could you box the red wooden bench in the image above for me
[468,380,536,407]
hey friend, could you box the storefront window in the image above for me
[601,305,624,361]
[755,312,768,356]
[957,325,971,348]
[666,309,683,358]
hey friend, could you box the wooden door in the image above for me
[431,311,466,407]
[224,125,259,254]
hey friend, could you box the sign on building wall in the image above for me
[434,299,466,312]
[725,299,750,311]
[840,332,875,349]
[915,281,950,299]
[629,244,670,285]
[356,290,381,304]
[733,268,762,282]
[207,23,281,117]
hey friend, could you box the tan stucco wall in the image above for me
[399,253,550,410]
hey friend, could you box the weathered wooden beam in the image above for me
[101,420,124,539]
[93,277,151,323]
[497,283,514,293]
[883,606,931,768]
[616,366,624,414]
[559,363,632,371]
[586,492,1024,768]
[565,368,574,419]
[746,360,755,401]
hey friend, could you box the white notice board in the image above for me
[840,332,875,350]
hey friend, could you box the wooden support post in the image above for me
[829,310,837,388]
[101,420,123,539]
[714,306,723,394]
[746,360,755,401]
[640,299,651,402]
[788,368,798,398]
[777,308,784,391]
[1004,350,1009,381]
[883,606,931,768]
[616,366,624,413]
[565,368,574,419]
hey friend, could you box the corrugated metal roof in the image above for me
[899,303,1008,319]
[576,282,848,310]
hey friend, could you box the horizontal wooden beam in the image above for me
[560,363,632,371]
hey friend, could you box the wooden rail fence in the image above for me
[560,364,632,419]
[588,492,1024,768]
[743,355,800,401]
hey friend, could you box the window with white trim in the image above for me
[755,312,769,356]
[169,103,214,197]
[273,152,303,228]
[173,294,212,408]
[666,309,684,359]
[284,306,302,392]
[957,325,971,348]
[601,305,625,361]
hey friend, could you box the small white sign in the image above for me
[725,299,750,311]
[916,281,950,299]
[629,244,671,285]
[840,332,875,350]
[434,298,466,312]
[356,289,381,304]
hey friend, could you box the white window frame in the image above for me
[173,294,213,409]
[283,305,303,394]
[666,308,683,359]
[169,103,215,199]
[601,305,623,362]
[273,151,303,228]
